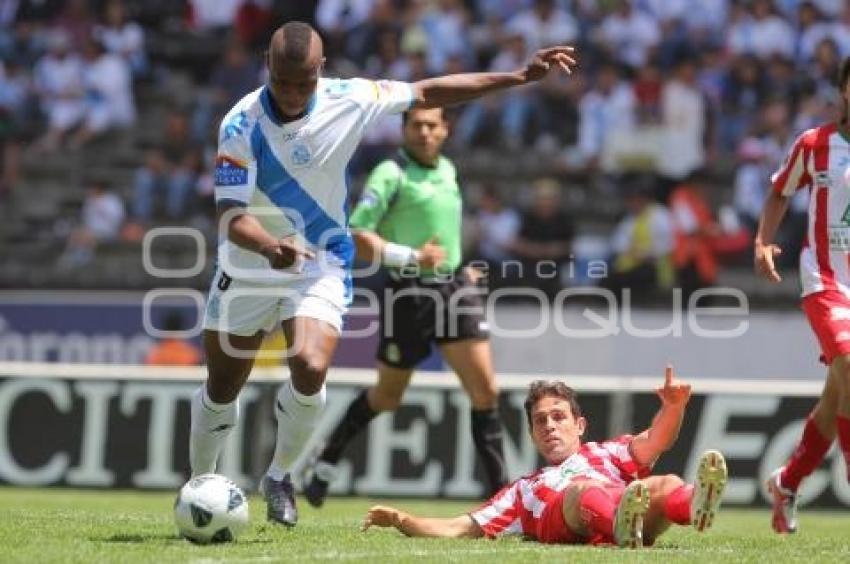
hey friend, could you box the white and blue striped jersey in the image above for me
[213,77,414,285]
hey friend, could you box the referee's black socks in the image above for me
[319,389,377,465]
[471,408,508,496]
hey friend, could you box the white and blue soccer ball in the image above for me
[174,473,250,544]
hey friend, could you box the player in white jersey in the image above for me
[362,367,728,548]
[189,21,578,528]
[756,57,850,535]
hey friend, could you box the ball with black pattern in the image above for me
[174,473,249,544]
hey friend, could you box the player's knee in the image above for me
[657,474,684,496]
[288,351,329,391]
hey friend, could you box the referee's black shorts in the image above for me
[377,268,489,369]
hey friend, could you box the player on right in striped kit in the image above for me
[756,57,850,534]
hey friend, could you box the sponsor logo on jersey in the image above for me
[222,111,249,142]
[214,156,249,186]
[837,331,850,342]
[291,143,312,167]
[815,171,832,188]
[325,80,353,99]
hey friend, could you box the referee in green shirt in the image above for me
[303,107,507,503]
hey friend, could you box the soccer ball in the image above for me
[174,473,250,544]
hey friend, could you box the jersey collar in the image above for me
[400,147,440,169]
[260,85,317,127]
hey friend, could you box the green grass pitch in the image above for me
[1,487,848,563]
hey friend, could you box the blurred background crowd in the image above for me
[0,0,840,306]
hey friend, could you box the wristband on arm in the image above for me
[382,242,419,267]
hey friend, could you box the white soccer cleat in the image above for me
[691,449,727,532]
[767,467,798,534]
[613,480,650,548]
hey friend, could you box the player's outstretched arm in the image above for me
[754,191,790,283]
[410,46,577,109]
[362,505,483,538]
[629,365,691,467]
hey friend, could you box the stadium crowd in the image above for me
[0,0,840,299]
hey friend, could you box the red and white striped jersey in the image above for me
[469,435,650,538]
[771,122,850,298]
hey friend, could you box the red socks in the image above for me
[663,484,694,525]
[578,487,616,539]
[781,416,832,491]
[836,415,850,479]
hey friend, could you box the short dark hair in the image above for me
[401,106,446,125]
[523,380,583,427]
[280,21,314,63]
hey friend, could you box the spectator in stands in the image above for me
[603,174,675,303]
[191,38,260,143]
[719,54,766,153]
[234,0,274,51]
[454,31,531,148]
[511,178,574,297]
[505,0,578,55]
[732,0,795,60]
[316,0,377,65]
[419,0,473,74]
[145,311,202,366]
[68,35,135,149]
[534,64,583,150]
[10,0,64,66]
[53,0,94,51]
[575,60,636,170]
[32,29,85,153]
[363,29,408,80]
[796,1,830,64]
[475,185,520,264]
[186,0,244,35]
[58,179,125,268]
[0,58,31,198]
[131,110,201,224]
[669,171,722,302]
[808,37,842,98]
[658,53,706,187]
[733,136,769,235]
[95,0,148,80]
[595,0,660,69]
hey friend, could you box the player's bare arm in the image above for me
[362,505,483,538]
[409,46,577,109]
[352,230,446,269]
[217,203,315,269]
[754,191,790,283]
[630,366,692,467]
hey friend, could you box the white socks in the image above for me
[266,381,326,481]
[189,385,239,476]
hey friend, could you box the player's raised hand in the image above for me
[754,241,783,283]
[261,236,315,270]
[362,505,402,531]
[523,46,578,82]
[416,237,446,268]
[656,365,691,408]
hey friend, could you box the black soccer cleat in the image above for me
[261,474,298,527]
[303,475,330,508]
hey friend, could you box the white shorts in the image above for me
[202,264,350,336]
